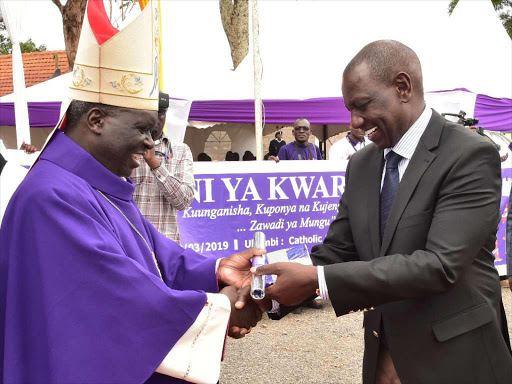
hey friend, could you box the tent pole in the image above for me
[252,0,263,160]
[323,124,327,159]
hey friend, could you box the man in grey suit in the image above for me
[252,40,512,383]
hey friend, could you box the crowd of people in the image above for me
[0,1,511,382]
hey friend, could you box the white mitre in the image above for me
[69,0,159,111]
[32,0,160,166]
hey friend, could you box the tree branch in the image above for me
[51,0,64,14]
[447,0,458,16]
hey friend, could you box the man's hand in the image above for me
[221,286,263,339]
[252,262,318,306]
[217,248,265,289]
[143,148,160,169]
[20,142,37,154]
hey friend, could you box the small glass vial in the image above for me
[251,231,266,300]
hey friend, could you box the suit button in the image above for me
[373,331,379,338]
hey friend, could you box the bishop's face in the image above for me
[93,108,159,178]
[342,62,409,150]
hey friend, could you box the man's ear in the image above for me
[86,107,107,135]
[394,72,412,103]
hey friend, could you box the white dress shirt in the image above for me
[318,106,433,300]
[329,135,368,161]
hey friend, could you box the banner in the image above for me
[178,161,509,276]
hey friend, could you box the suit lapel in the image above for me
[380,110,444,256]
[367,148,384,259]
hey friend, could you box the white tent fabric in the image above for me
[0,73,71,103]
[448,0,512,99]
[0,0,30,147]
[424,90,477,123]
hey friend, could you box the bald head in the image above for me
[344,40,424,96]
[342,40,427,149]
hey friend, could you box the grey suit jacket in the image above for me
[311,110,512,384]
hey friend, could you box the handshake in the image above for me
[216,247,319,339]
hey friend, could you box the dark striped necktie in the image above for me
[380,151,403,242]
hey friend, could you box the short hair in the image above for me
[243,150,256,161]
[197,152,211,161]
[293,117,310,127]
[66,100,119,131]
[344,40,424,95]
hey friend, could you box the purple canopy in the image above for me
[1,92,511,130]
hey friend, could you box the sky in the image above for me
[19,0,453,52]
[9,0,512,99]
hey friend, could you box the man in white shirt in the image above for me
[329,124,368,160]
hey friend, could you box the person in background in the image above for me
[277,118,322,160]
[20,141,38,154]
[468,126,508,162]
[131,91,195,244]
[506,184,512,292]
[225,151,240,161]
[329,124,368,161]
[264,144,280,162]
[269,130,286,153]
[197,152,212,161]
[242,150,256,161]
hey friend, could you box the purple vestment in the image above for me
[278,142,322,160]
[0,131,219,383]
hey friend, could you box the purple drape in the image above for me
[0,102,61,127]
[474,94,512,131]
[0,94,510,131]
[189,97,351,125]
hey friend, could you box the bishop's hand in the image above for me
[221,286,263,339]
[217,247,265,290]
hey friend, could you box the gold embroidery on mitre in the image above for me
[111,73,144,94]
[72,66,92,88]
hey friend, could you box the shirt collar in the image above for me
[347,135,365,147]
[40,130,135,201]
[154,132,168,145]
[384,105,432,160]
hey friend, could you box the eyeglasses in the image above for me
[294,126,310,132]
